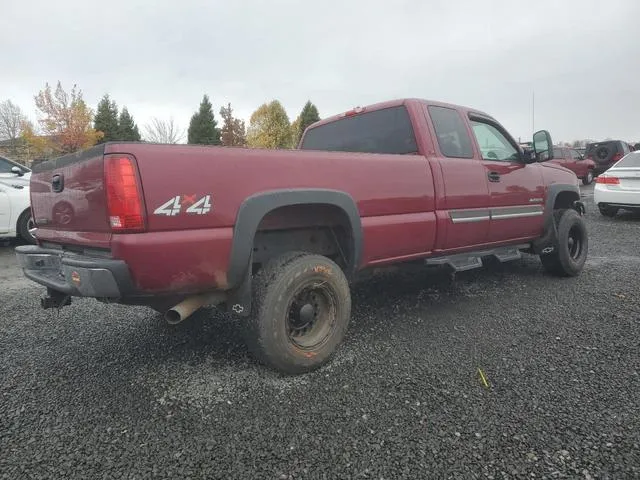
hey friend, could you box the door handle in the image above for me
[52,174,64,192]
[487,171,500,182]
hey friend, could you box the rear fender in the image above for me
[225,188,362,316]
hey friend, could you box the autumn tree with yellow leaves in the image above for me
[28,81,102,155]
[246,100,292,149]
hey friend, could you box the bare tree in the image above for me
[0,100,26,142]
[143,117,184,144]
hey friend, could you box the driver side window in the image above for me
[470,120,519,162]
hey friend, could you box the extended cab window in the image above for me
[470,120,519,162]
[553,148,564,159]
[300,105,417,154]
[427,106,473,158]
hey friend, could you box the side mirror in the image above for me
[522,148,537,164]
[533,130,554,162]
[11,166,24,177]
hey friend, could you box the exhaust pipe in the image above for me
[165,292,225,325]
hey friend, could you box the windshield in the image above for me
[300,105,418,154]
[0,156,31,174]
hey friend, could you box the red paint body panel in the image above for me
[481,161,546,242]
[361,212,436,265]
[110,228,234,293]
[27,98,580,297]
[30,154,109,233]
[36,229,112,250]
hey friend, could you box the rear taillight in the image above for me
[104,154,145,232]
[612,152,623,163]
[596,176,620,185]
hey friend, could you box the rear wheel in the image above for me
[244,252,351,374]
[582,170,594,185]
[598,205,618,217]
[540,209,588,277]
[17,210,37,245]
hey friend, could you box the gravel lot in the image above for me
[2,184,639,479]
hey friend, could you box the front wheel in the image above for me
[244,252,351,374]
[582,170,594,185]
[540,209,588,277]
[17,210,37,245]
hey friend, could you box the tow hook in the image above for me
[41,289,72,310]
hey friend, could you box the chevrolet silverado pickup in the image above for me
[16,98,588,374]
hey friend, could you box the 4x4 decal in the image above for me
[154,195,213,216]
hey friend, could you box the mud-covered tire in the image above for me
[244,252,351,374]
[17,210,37,245]
[582,170,594,185]
[598,205,618,217]
[540,209,588,277]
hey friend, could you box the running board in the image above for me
[425,244,528,272]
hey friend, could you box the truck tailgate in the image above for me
[30,145,111,246]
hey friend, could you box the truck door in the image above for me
[468,116,545,243]
[424,105,491,249]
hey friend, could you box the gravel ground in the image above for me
[1,185,640,479]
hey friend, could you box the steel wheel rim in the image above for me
[567,225,583,260]
[286,281,337,350]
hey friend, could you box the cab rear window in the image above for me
[300,106,418,155]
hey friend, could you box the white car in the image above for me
[0,156,36,244]
[594,151,640,217]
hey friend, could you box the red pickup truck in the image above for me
[16,98,588,374]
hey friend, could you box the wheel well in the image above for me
[251,204,354,274]
[553,191,580,210]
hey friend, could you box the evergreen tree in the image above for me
[94,94,119,143]
[187,94,221,145]
[118,107,141,141]
[294,101,320,145]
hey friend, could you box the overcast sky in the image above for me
[2,0,639,143]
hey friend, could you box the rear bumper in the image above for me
[593,185,640,209]
[14,245,134,298]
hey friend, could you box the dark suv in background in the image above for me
[585,140,631,175]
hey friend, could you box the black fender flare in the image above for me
[531,183,583,254]
[227,188,363,290]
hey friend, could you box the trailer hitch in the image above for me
[41,289,71,310]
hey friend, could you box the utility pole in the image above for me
[532,91,535,134]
